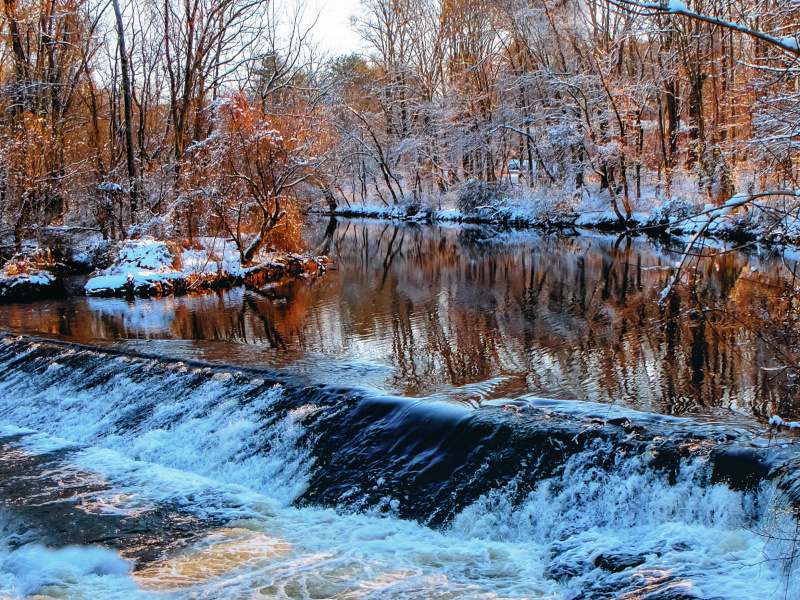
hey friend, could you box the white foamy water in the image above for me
[450,451,791,599]
[0,434,555,599]
[0,342,795,599]
[0,540,144,600]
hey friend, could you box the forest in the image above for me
[2,0,800,258]
[5,2,800,597]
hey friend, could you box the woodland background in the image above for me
[2,0,800,260]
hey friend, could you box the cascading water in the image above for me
[0,335,795,599]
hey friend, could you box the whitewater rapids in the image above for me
[0,336,795,599]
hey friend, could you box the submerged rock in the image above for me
[593,552,650,573]
[0,434,225,567]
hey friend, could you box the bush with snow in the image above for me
[108,238,177,274]
[86,237,181,296]
[0,249,62,301]
[648,195,700,225]
[456,181,508,216]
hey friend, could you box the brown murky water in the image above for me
[0,218,798,427]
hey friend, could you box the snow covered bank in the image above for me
[84,238,182,296]
[315,192,800,246]
[317,201,580,228]
[0,250,64,303]
[85,237,328,298]
[0,227,114,303]
[316,202,638,232]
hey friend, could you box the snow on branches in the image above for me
[182,94,323,265]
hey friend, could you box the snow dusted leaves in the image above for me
[114,239,177,272]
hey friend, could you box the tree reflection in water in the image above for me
[1,218,799,427]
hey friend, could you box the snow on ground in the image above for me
[84,236,321,297]
[0,269,56,290]
[333,203,433,221]
[770,415,800,429]
[323,182,800,244]
[180,237,245,279]
[0,250,62,301]
[85,238,183,296]
[329,198,638,228]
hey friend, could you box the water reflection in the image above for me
[1,218,799,426]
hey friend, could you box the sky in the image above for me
[301,0,366,57]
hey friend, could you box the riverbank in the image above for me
[318,196,797,245]
[0,197,794,306]
[84,237,328,299]
[0,236,329,303]
[0,250,65,303]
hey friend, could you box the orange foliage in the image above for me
[183,92,320,262]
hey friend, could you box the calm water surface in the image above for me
[1,218,799,427]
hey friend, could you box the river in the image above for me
[0,219,797,599]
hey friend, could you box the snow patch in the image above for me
[85,237,189,296]
[770,414,800,429]
[666,0,688,11]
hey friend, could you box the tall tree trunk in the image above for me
[112,0,139,219]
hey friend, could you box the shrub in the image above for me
[456,181,507,215]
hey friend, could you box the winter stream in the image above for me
[0,219,799,599]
